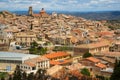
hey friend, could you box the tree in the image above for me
[30,41,38,48]
[81,68,90,76]
[83,52,92,58]
[53,45,72,51]
[30,23,33,30]
[13,65,22,80]
[22,71,27,80]
[35,69,46,80]
[69,75,78,80]
[8,75,13,80]
[1,77,5,80]
[96,75,106,80]
[110,59,120,80]
[29,42,47,55]
[27,72,34,80]
[37,46,47,55]
[0,72,8,79]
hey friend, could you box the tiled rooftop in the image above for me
[44,51,70,59]
[24,56,49,67]
[96,63,106,68]
[86,57,100,63]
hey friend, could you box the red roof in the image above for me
[97,31,114,36]
[70,37,78,43]
[86,57,100,63]
[44,52,70,59]
[33,8,49,17]
[69,70,82,78]
[33,14,40,17]
[24,61,36,67]
[39,8,46,14]
[96,63,106,68]
[72,29,82,35]
[24,56,48,67]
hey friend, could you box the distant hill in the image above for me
[57,11,120,20]
[12,11,120,20]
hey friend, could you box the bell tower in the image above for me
[28,6,33,16]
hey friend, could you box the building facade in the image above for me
[110,42,120,52]
[44,51,72,66]
[19,56,50,72]
[15,32,37,47]
[74,40,110,56]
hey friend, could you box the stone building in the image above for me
[44,51,72,66]
[74,40,110,56]
[80,57,113,77]
[110,41,120,52]
[34,8,49,26]
[15,32,37,47]
[0,44,8,51]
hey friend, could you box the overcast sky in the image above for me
[0,0,120,11]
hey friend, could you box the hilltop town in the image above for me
[0,6,120,80]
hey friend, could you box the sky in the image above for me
[0,0,120,12]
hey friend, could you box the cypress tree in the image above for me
[27,72,34,80]
[22,71,27,80]
[110,59,120,80]
[8,75,13,80]
[35,69,46,80]
[13,65,22,80]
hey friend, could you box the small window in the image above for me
[32,67,36,70]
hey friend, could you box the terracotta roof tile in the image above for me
[24,56,49,67]
[24,61,36,67]
[72,29,82,34]
[86,57,100,63]
[69,70,82,77]
[44,51,70,59]
[97,31,114,36]
[33,8,49,17]
[33,14,40,17]
[70,37,78,43]
[96,63,106,68]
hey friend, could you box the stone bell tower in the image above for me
[28,6,33,16]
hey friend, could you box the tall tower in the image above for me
[28,6,33,16]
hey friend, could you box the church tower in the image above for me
[28,6,33,16]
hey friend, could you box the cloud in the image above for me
[0,0,120,11]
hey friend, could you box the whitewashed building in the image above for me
[19,56,50,73]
